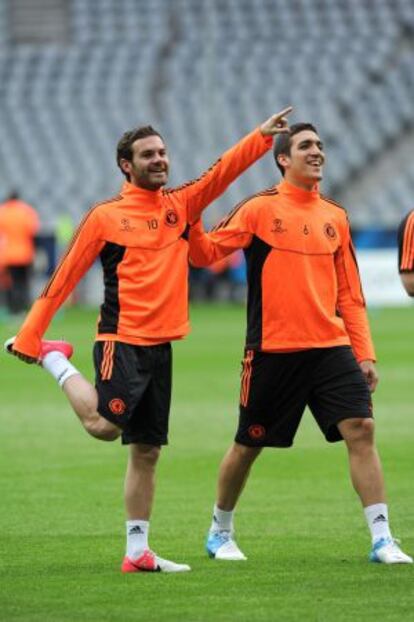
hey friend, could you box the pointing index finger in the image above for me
[276,106,293,119]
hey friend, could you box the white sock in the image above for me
[126,520,149,559]
[210,504,234,533]
[364,503,392,544]
[42,351,80,388]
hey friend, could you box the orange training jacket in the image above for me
[398,210,414,273]
[13,128,272,358]
[189,179,376,362]
[0,199,39,266]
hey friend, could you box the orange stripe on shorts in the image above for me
[100,341,115,381]
[401,213,414,270]
[240,350,254,407]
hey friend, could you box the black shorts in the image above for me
[93,341,172,445]
[237,346,372,447]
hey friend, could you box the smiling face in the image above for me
[277,129,325,190]
[120,135,170,190]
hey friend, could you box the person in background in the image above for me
[0,191,40,314]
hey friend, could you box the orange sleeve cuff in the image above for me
[259,131,274,148]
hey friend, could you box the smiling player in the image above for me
[189,122,412,565]
[5,108,293,573]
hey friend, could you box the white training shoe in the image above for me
[122,549,191,573]
[369,538,413,564]
[154,554,191,573]
[206,530,247,561]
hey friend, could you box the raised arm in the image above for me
[11,209,104,361]
[177,107,292,224]
[189,202,254,267]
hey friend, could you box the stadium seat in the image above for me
[0,0,414,227]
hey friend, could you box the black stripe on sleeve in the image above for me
[97,242,126,334]
[244,235,273,350]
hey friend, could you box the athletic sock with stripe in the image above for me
[126,520,149,559]
[210,504,234,533]
[42,351,80,388]
[364,503,392,543]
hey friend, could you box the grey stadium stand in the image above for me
[0,0,414,230]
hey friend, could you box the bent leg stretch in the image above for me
[63,374,121,441]
[41,348,121,441]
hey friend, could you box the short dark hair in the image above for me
[116,125,164,180]
[273,122,318,176]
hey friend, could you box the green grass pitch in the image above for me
[0,304,413,621]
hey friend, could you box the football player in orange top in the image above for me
[189,123,412,565]
[5,107,292,573]
[0,191,40,313]
[397,210,414,296]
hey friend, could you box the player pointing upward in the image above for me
[5,108,292,573]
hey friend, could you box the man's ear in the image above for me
[277,154,289,170]
[119,158,132,175]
